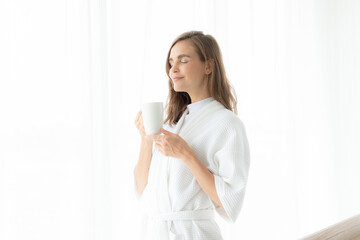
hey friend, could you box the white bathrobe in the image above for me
[136,99,250,240]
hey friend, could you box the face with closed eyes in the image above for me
[168,40,212,102]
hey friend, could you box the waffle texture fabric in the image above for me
[135,99,250,240]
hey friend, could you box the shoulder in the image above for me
[212,103,245,131]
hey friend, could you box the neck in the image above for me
[190,94,211,103]
[188,87,211,103]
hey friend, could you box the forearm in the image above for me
[182,151,223,208]
[135,138,153,196]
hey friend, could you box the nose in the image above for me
[170,62,179,75]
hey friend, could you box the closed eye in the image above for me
[169,60,188,67]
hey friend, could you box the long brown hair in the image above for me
[164,31,237,126]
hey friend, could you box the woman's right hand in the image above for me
[134,111,153,142]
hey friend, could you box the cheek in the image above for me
[183,65,197,78]
[189,69,206,84]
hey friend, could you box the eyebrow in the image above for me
[168,54,191,62]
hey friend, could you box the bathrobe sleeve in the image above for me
[213,118,250,223]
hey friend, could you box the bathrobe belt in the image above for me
[150,209,214,221]
[147,210,215,239]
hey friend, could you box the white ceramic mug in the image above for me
[142,102,164,135]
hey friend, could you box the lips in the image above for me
[172,77,183,82]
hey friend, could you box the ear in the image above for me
[205,59,214,75]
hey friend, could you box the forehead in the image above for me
[169,40,196,59]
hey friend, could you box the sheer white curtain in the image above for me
[0,0,111,239]
[1,0,359,239]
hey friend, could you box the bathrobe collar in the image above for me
[170,99,225,138]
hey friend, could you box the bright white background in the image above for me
[0,0,359,239]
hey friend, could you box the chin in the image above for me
[173,84,185,92]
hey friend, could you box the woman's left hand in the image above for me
[151,128,193,160]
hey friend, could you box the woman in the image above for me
[134,31,250,239]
